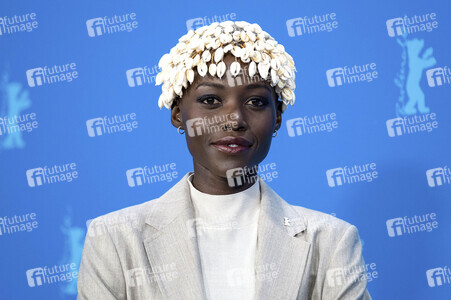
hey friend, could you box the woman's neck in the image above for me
[191,162,259,195]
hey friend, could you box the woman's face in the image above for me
[171,53,282,181]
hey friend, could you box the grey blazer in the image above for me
[77,172,372,300]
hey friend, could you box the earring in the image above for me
[177,126,185,134]
[272,130,278,138]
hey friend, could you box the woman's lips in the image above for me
[212,144,250,154]
[211,136,252,154]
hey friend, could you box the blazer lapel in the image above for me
[143,172,206,299]
[254,178,311,299]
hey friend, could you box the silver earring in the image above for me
[177,126,185,134]
[272,130,278,138]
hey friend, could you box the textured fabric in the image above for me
[77,172,372,300]
[187,173,260,300]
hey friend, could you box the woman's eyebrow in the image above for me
[196,82,225,90]
[244,83,273,94]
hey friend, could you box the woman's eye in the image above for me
[246,97,267,107]
[198,96,221,105]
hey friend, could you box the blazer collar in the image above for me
[145,171,306,233]
[143,171,311,299]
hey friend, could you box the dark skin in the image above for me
[171,53,283,195]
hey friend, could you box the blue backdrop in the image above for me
[1,0,450,299]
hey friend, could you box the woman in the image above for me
[77,20,372,300]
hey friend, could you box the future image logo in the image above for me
[86,13,138,37]
[426,166,451,187]
[385,114,438,137]
[185,113,238,137]
[286,113,338,137]
[386,213,438,237]
[126,163,178,187]
[0,13,38,36]
[126,268,146,287]
[326,63,378,87]
[326,263,378,287]
[125,264,178,288]
[326,163,378,187]
[186,13,236,31]
[286,13,338,37]
[86,113,138,137]
[0,213,38,236]
[26,63,78,87]
[26,163,78,187]
[26,263,78,288]
[386,13,438,37]
[426,267,451,287]
[426,67,451,87]
[126,65,160,87]
[0,113,38,138]
[226,163,278,187]
[86,214,139,237]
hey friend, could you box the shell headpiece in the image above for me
[155,20,296,112]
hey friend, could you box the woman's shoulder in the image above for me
[289,204,356,239]
[86,197,161,235]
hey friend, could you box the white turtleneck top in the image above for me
[187,173,261,300]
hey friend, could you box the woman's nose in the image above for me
[222,98,248,131]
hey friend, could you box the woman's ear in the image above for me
[275,100,283,131]
[170,99,183,129]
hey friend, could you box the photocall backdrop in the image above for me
[1,0,450,299]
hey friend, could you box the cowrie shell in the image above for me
[249,61,257,77]
[230,61,241,76]
[214,47,224,63]
[216,61,226,78]
[197,62,208,77]
[209,63,217,76]
[202,50,211,62]
[186,69,194,83]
